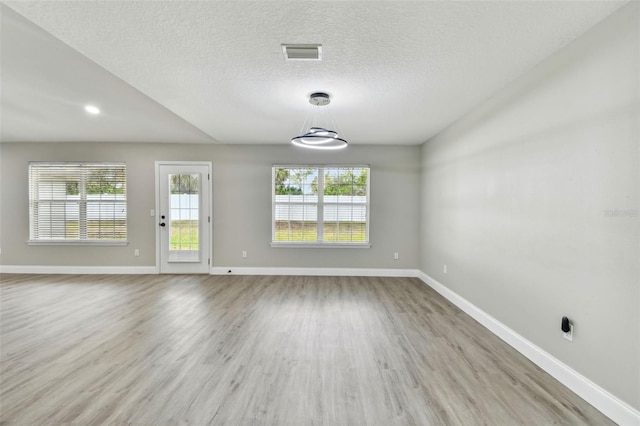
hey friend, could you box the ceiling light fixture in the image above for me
[291,92,348,150]
[84,105,100,115]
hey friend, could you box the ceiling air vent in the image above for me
[282,44,322,61]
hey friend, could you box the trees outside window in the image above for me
[272,166,369,245]
[29,162,127,243]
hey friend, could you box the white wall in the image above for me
[420,2,639,411]
[0,143,420,270]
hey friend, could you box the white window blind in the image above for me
[272,165,370,246]
[28,162,127,243]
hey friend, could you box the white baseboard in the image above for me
[417,271,640,426]
[0,265,420,277]
[1,265,418,277]
[211,266,421,277]
[0,265,158,274]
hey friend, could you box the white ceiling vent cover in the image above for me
[282,44,322,61]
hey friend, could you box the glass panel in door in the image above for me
[168,173,200,262]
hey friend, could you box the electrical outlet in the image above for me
[134,249,140,257]
[562,324,574,342]
[443,264,447,274]
[242,251,247,258]
[393,252,399,260]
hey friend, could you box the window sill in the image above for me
[270,242,371,249]
[27,240,129,246]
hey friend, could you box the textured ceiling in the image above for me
[0,1,628,145]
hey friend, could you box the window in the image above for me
[272,165,370,246]
[28,162,127,244]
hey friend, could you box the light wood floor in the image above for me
[0,274,612,425]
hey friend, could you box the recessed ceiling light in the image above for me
[84,105,100,115]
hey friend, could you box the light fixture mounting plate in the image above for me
[309,92,330,106]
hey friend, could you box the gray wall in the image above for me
[0,143,420,270]
[420,3,639,410]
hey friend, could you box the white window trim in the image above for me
[270,242,371,248]
[27,239,128,246]
[272,164,370,247]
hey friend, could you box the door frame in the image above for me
[155,161,213,274]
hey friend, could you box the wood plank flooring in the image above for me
[0,274,613,425]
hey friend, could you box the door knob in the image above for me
[159,222,166,227]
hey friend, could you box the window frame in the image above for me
[271,164,371,248]
[28,162,128,246]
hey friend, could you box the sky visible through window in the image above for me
[275,167,367,196]
[273,166,369,244]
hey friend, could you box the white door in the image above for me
[156,162,211,274]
